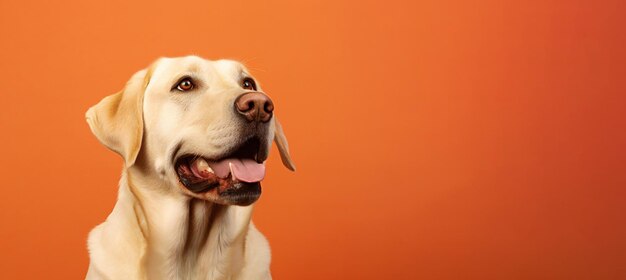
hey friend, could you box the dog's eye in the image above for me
[242,77,257,91]
[176,78,194,91]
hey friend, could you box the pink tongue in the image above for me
[209,158,266,183]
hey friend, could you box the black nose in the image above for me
[234,92,274,123]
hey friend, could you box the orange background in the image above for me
[0,0,625,279]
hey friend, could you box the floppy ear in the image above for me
[273,117,296,171]
[85,70,148,167]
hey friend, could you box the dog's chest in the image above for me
[145,201,248,280]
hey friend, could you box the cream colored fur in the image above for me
[84,56,293,280]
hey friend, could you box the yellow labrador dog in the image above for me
[85,56,295,280]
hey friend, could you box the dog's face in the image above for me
[86,56,295,206]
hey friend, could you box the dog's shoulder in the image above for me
[236,222,272,280]
[86,198,147,280]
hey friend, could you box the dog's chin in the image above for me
[173,137,266,206]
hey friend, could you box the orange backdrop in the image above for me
[0,0,625,279]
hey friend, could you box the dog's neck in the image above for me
[115,166,255,279]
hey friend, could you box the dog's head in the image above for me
[86,56,295,206]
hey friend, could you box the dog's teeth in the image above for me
[195,158,213,173]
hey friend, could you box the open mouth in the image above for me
[174,137,267,205]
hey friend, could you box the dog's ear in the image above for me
[273,117,296,171]
[85,70,149,167]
